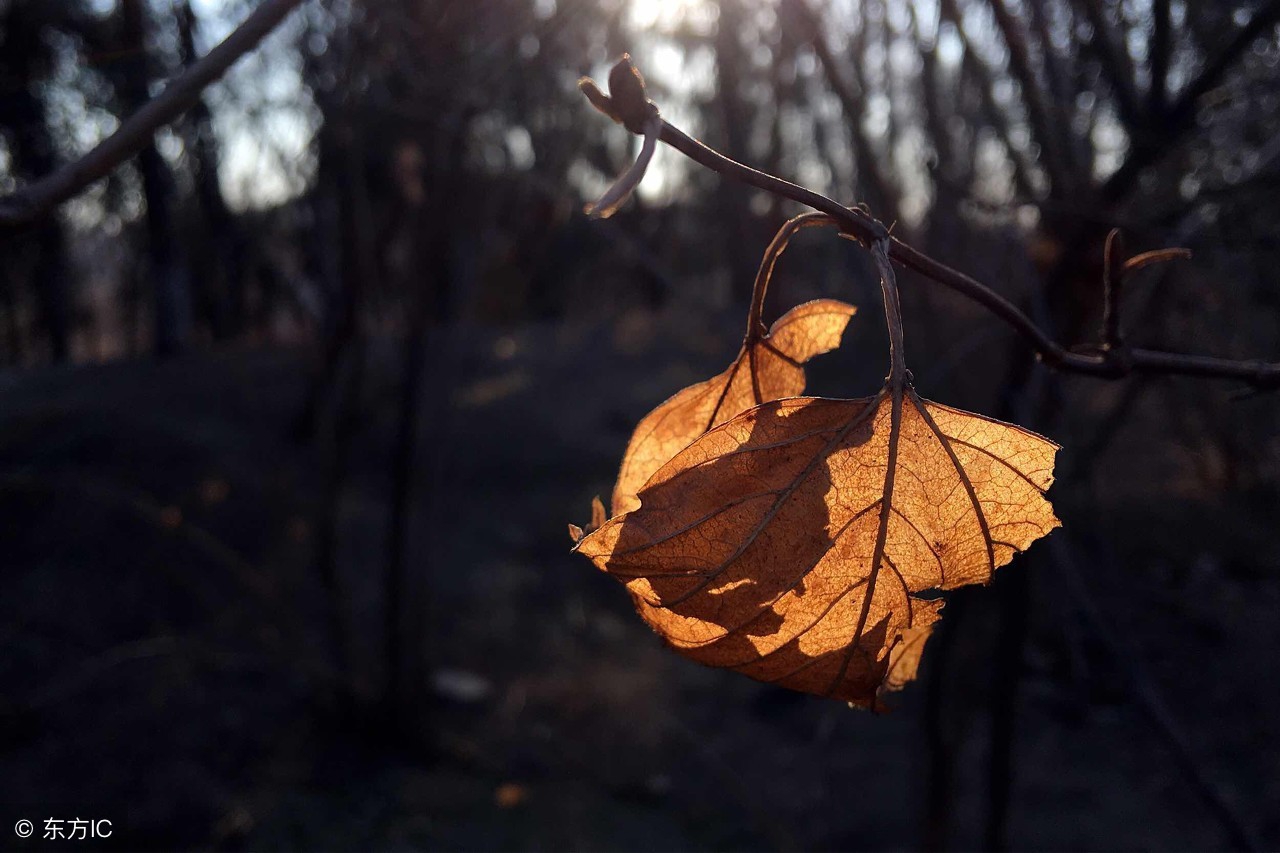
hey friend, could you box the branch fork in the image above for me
[1095,227,1197,377]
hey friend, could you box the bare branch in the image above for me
[1101,228,1127,351]
[908,5,957,181]
[0,0,307,229]
[1124,246,1192,275]
[1102,0,1280,203]
[1175,1,1280,122]
[1151,0,1172,116]
[1073,0,1146,132]
[938,0,1040,201]
[780,0,896,221]
[581,57,1280,391]
[1026,0,1084,179]
[986,0,1074,197]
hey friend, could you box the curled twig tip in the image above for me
[583,114,662,219]
[580,55,663,218]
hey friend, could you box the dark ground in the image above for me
[2,308,1278,851]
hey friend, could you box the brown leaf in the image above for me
[568,496,608,544]
[577,390,1059,706]
[611,298,856,516]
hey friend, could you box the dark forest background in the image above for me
[2,0,1280,849]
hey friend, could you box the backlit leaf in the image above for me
[611,298,856,516]
[578,390,1059,707]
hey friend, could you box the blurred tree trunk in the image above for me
[118,0,191,357]
[986,0,1074,201]
[176,0,242,340]
[382,108,473,746]
[302,6,377,703]
[780,0,897,222]
[0,2,71,363]
[715,0,760,299]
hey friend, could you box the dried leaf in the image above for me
[577,390,1059,706]
[611,298,856,516]
[568,496,607,544]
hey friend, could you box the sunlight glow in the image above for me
[626,0,716,32]
[618,0,720,207]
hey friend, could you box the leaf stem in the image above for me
[873,241,908,389]
[745,212,835,342]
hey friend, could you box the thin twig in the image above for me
[745,212,835,340]
[0,0,307,229]
[1124,247,1193,275]
[580,57,1280,391]
[1101,228,1127,350]
[584,115,661,218]
[1101,230,1193,353]
[782,0,897,217]
[940,0,1039,201]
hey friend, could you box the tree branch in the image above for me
[1100,228,1127,351]
[1101,0,1280,203]
[581,57,1280,391]
[986,0,1074,198]
[938,0,1040,201]
[1026,0,1084,180]
[1074,0,1146,133]
[780,0,897,222]
[0,0,307,229]
[1150,0,1171,116]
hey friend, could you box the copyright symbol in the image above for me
[14,819,33,838]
